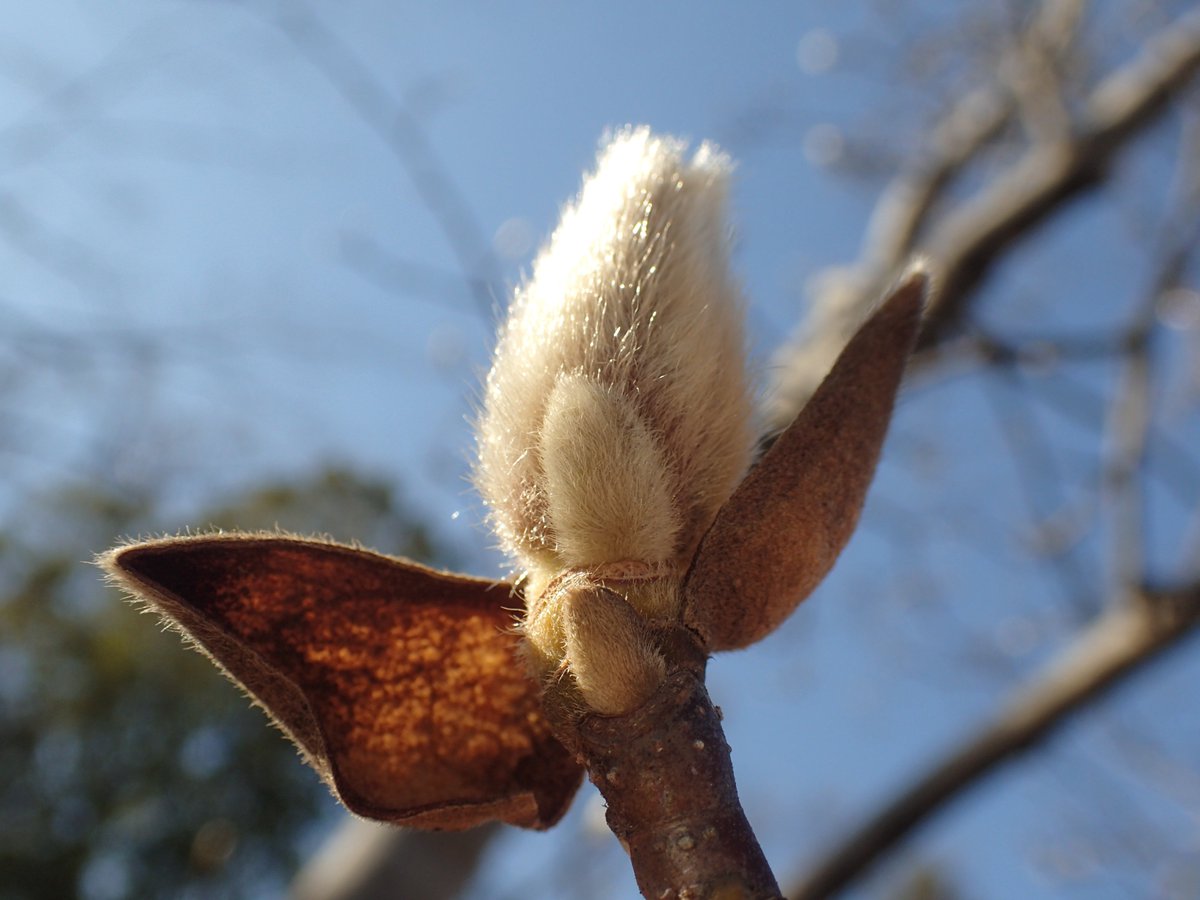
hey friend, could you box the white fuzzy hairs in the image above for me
[474,127,754,713]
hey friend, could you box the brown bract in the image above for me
[100,536,582,829]
[683,269,927,651]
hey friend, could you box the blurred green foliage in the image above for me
[0,468,443,900]
[887,863,966,900]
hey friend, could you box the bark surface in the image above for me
[547,628,783,900]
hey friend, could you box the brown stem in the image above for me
[547,630,783,900]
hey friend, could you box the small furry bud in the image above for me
[561,584,666,715]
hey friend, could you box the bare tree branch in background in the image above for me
[244,0,503,318]
[765,4,1200,433]
[791,582,1200,900]
[781,6,1200,896]
[291,820,498,900]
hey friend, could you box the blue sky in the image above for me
[6,2,1199,898]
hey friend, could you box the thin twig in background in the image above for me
[766,6,1200,437]
[247,1,502,319]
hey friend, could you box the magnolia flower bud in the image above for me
[475,127,754,713]
[475,127,927,715]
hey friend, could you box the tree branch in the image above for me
[923,1,1200,343]
[290,819,497,900]
[788,582,1200,900]
[251,1,502,318]
[765,7,1200,436]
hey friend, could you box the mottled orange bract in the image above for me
[108,537,582,830]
